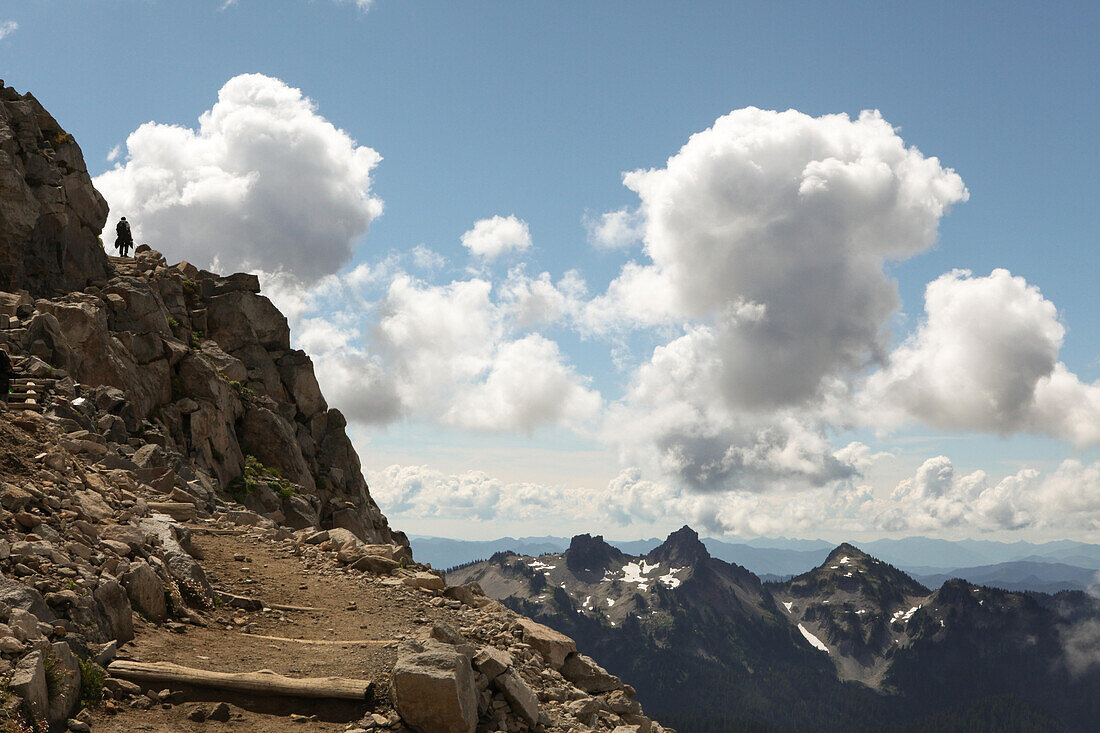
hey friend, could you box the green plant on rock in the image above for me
[167,316,180,330]
[190,332,202,350]
[181,279,197,295]
[228,455,296,501]
[46,131,74,148]
[228,380,256,400]
[78,658,105,708]
[42,654,63,700]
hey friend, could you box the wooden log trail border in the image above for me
[108,660,373,701]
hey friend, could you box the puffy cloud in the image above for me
[94,73,382,283]
[865,269,1100,445]
[446,335,601,433]
[499,267,587,329]
[595,108,967,409]
[878,456,1100,532]
[410,245,446,271]
[604,325,859,492]
[263,267,600,434]
[460,215,532,260]
[373,275,599,432]
[0,21,18,40]
[586,207,644,250]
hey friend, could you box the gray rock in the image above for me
[121,561,167,623]
[47,641,82,725]
[11,649,47,724]
[392,649,478,733]
[473,647,513,680]
[208,701,231,721]
[0,576,56,622]
[560,652,623,693]
[495,669,539,726]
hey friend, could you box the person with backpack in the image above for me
[0,350,17,409]
[115,217,134,257]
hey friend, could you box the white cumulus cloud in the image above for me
[586,207,644,250]
[865,269,1100,445]
[460,215,532,260]
[0,21,18,40]
[94,73,383,283]
[600,107,968,407]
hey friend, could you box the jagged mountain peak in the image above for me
[647,525,710,566]
[566,533,626,572]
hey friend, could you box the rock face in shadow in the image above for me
[0,81,109,297]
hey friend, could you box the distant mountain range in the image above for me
[412,533,1100,594]
[446,527,1100,731]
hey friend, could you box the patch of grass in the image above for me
[78,658,105,708]
[181,279,197,295]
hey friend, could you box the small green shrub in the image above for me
[166,316,181,330]
[78,658,105,708]
[228,455,296,500]
[181,279,197,294]
[228,380,256,400]
[42,654,64,699]
[46,131,74,148]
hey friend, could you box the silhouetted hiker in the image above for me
[115,217,134,257]
[0,350,16,409]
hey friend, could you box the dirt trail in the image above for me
[88,526,462,732]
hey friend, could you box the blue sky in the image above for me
[3,1,1098,541]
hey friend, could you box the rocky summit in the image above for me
[0,84,666,733]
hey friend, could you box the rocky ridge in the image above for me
[0,83,664,733]
[453,530,1100,731]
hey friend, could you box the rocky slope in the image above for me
[771,543,930,686]
[0,83,665,733]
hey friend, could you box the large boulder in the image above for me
[0,83,109,297]
[392,649,478,733]
[205,290,289,352]
[516,618,576,670]
[0,576,55,622]
[46,641,82,726]
[10,648,48,724]
[561,652,623,693]
[121,560,168,623]
[93,579,134,643]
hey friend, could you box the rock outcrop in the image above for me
[0,81,109,297]
[2,248,402,547]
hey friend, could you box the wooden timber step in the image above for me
[107,660,374,701]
